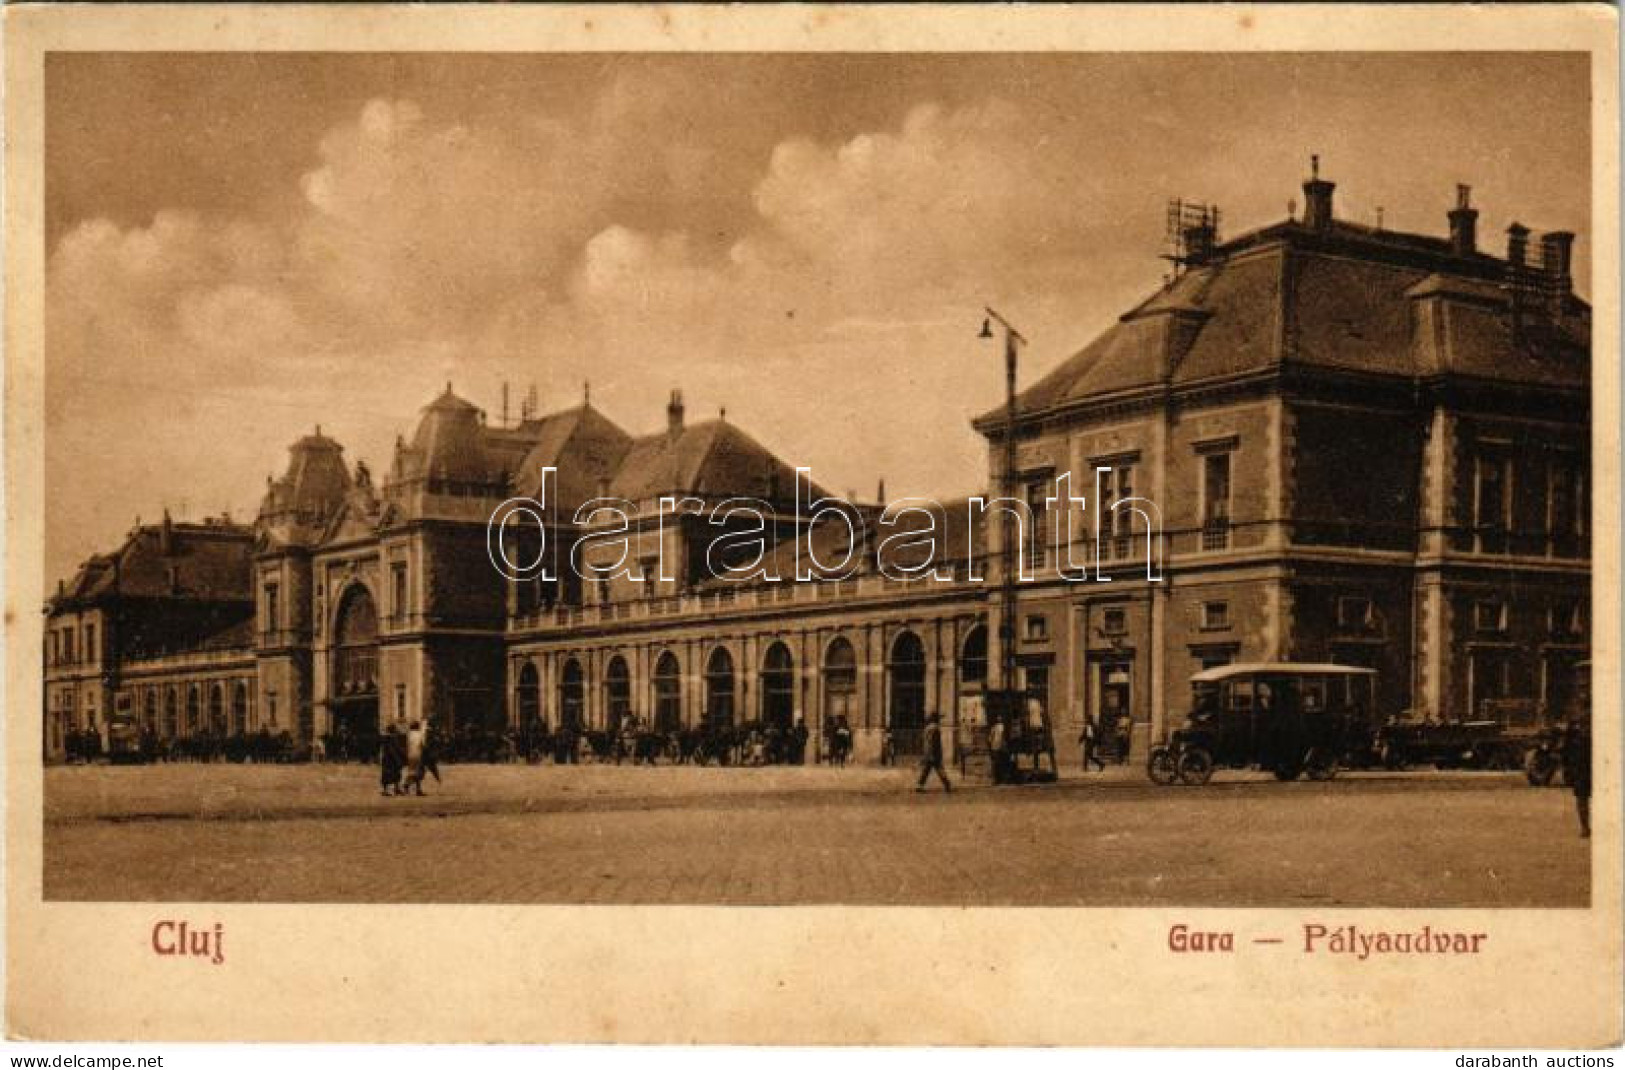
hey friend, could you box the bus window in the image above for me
[1259,677,1301,715]
[1348,675,1372,717]
[1230,680,1254,715]
[1302,677,1327,715]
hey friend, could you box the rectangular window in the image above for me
[391,563,408,621]
[1024,614,1049,641]
[84,623,96,660]
[1336,596,1375,632]
[1201,601,1230,630]
[1474,599,1508,634]
[263,583,280,636]
[1201,452,1233,550]
[1549,599,1584,638]
[266,691,278,728]
[1025,479,1049,568]
[1101,607,1128,635]
[1473,450,1512,537]
[395,685,407,721]
[1097,462,1138,559]
[1547,453,1584,552]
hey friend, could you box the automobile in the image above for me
[1148,663,1378,786]
[105,712,150,765]
[1525,659,1589,787]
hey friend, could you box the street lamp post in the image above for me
[981,307,1026,696]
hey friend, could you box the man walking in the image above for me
[915,712,952,793]
[403,720,427,796]
[1561,710,1591,838]
[379,723,404,796]
[1080,717,1106,772]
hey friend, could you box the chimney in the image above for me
[1448,184,1478,257]
[1540,232,1575,298]
[1302,155,1335,231]
[1506,222,1530,267]
[1182,217,1217,262]
[666,389,685,438]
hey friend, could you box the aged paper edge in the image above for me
[3,3,1621,1047]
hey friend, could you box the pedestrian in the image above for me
[379,723,404,796]
[402,720,427,796]
[989,714,1009,785]
[1080,717,1106,772]
[834,716,852,767]
[792,716,810,765]
[915,712,952,793]
[422,725,442,785]
[1561,711,1592,838]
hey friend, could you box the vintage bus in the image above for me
[1148,663,1378,785]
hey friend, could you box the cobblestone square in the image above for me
[43,763,1589,906]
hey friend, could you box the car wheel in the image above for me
[1524,749,1557,787]
[1176,747,1214,786]
[1305,748,1337,781]
[1147,747,1178,786]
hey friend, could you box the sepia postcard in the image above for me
[4,3,1621,1048]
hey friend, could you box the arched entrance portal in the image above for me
[822,638,858,751]
[331,584,380,758]
[517,662,542,735]
[559,659,586,734]
[208,684,227,736]
[653,652,682,733]
[761,642,795,731]
[605,656,632,734]
[704,647,735,731]
[887,631,927,759]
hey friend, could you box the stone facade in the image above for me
[44,167,1590,764]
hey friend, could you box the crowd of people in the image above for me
[503,715,829,768]
[60,725,305,764]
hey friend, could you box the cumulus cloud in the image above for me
[46,89,1153,579]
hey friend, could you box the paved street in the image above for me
[43,763,1589,906]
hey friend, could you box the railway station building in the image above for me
[44,165,1590,764]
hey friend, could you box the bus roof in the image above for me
[1191,662,1378,683]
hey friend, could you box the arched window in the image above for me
[653,651,682,733]
[185,686,202,735]
[559,658,586,733]
[232,681,249,734]
[887,631,927,755]
[761,642,795,730]
[822,636,858,731]
[704,647,735,730]
[517,662,542,733]
[208,684,227,736]
[959,624,989,687]
[333,585,379,696]
[164,689,179,739]
[605,655,632,734]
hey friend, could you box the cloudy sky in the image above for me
[45,52,1590,582]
